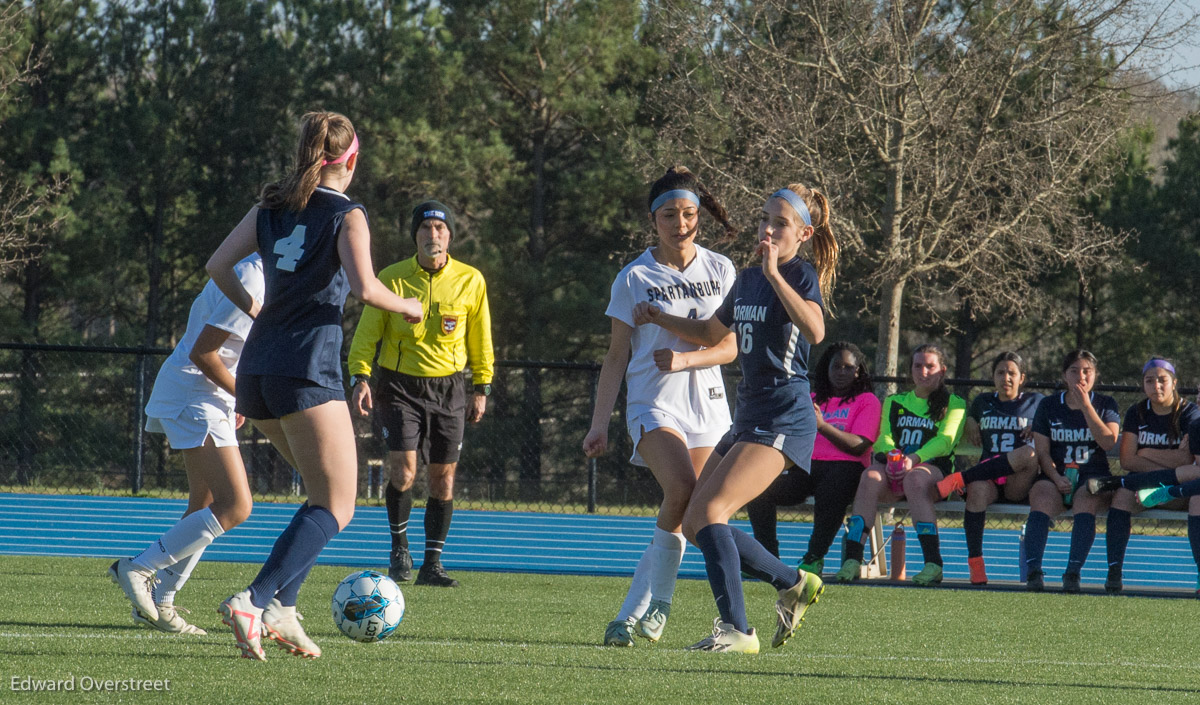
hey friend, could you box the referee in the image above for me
[348,200,494,588]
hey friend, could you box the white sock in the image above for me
[616,544,654,621]
[648,528,685,603]
[153,547,205,606]
[131,508,225,572]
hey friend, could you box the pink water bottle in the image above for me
[886,449,906,495]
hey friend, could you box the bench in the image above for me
[792,499,1191,579]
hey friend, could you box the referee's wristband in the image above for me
[351,374,371,387]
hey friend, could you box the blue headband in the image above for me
[650,189,700,213]
[1143,358,1176,376]
[770,189,812,226]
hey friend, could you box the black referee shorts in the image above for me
[376,369,467,464]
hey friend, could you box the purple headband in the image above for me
[1143,358,1176,376]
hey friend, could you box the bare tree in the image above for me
[645,0,1197,379]
[0,0,66,278]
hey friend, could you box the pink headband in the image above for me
[322,134,359,167]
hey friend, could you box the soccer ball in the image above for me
[331,570,405,642]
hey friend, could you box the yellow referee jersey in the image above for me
[347,255,494,384]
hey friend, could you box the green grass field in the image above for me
[1,556,1196,704]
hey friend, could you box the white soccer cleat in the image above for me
[635,599,671,643]
[684,618,760,653]
[262,598,321,659]
[132,605,207,635]
[218,590,266,661]
[773,570,824,648]
[109,558,159,622]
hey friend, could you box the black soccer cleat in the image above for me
[1025,570,1045,593]
[1086,476,1122,495]
[1062,572,1082,594]
[388,547,413,583]
[1104,566,1123,595]
[415,562,459,588]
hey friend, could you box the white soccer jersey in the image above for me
[145,254,265,420]
[606,246,736,434]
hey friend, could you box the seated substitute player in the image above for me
[745,341,880,574]
[834,344,966,586]
[348,200,494,588]
[1023,349,1120,593]
[110,253,269,634]
[1085,357,1200,593]
[935,351,1043,585]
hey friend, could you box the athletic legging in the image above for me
[746,459,866,559]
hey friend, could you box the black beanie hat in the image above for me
[411,200,456,241]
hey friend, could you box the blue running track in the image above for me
[0,493,1195,590]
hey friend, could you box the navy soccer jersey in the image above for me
[1031,392,1121,477]
[1122,399,1200,452]
[239,186,362,389]
[715,256,824,431]
[969,391,1044,458]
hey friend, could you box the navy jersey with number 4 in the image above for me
[239,186,363,389]
[1031,392,1121,477]
[1122,399,1200,452]
[970,391,1044,458]
[715,256,823,431]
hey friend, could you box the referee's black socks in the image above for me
[385,482,412,552]
[424,497,454,566]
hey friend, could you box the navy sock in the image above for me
[385,483,412,551]
[1168,479,1200,499]
[1121,468,1179,491]
[915,522,942,566]
[694,524,748,634]
[844,539,864,563]
[1189,516,1200,572]
[248,504,340,609]
[731,527,798,591]
[1105,508,1132,572]
[1066,513,1096,575]
[273,554,320,607]
[1025,511,1051,574]
[424,498,453,566]
[962,454,1013,484]
[964,510,986,558]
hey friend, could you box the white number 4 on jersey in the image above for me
[274,225,306,272]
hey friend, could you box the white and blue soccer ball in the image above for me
[331,570,405,643]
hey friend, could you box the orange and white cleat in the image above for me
[218,590,266,661]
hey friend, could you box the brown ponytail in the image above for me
[261,111,357,212]
[785,183,839,311]
[648,166,738,239]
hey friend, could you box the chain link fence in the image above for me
[0,342,1189,535]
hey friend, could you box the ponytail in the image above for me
[785,183,839,311]
[648,166,738,239]
[261,111,356,212]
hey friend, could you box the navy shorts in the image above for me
[715,424,816,472]
[236,373,344,420]
[376,369,466,464]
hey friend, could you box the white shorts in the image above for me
[626,410,727,467]
[145,405,238,450]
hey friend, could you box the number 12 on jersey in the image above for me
[274,225,307,272]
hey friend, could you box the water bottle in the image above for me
[886,449,906,496]
[889,523,907,580]
[1063,464,1079,506]
[1018,522,1027,582]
